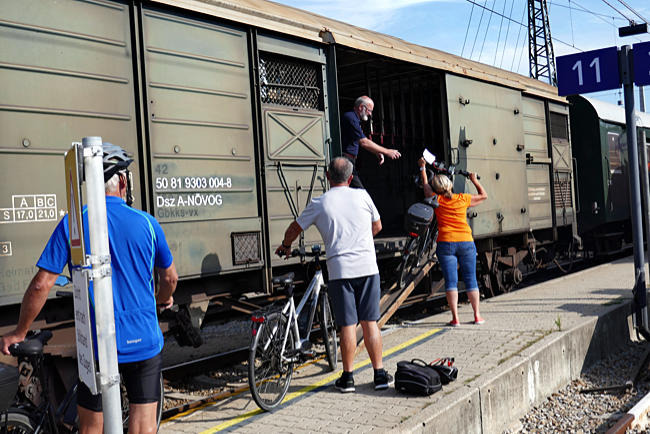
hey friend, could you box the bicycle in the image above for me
[398,158,480,290]
[0,330,163,433]
[248,245,337,411]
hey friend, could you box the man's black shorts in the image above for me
[77,352,162,412]
[328,274,380,326]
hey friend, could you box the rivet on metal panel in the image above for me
[231,148,237,156]
[495,173,500,180]
[22,138,30,148]
[458,97,470,106]
[514,108,520,115]
[516,144,525,152]
[492,138,497,145]
[461,139,473,147]
[521,208,527,214]
[173,146,180,154]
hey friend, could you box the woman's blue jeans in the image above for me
[436,241,479,292]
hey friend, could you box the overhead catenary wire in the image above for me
[615,0,649,24]
[469,0,488,60]
[510,2,527,71]
[548,0,626,20]
[461,1,476,57]
[600,0,633,21]
[478,0,498,62]
[493,0,508,65]
[560,0,643,42]
[499,0,516,68]
[464,0,582,52]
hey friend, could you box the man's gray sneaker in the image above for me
[335,374,355,393]
[374,369,394,390]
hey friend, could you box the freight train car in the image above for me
[0,0,575,357]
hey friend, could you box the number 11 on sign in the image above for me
[571,57,601,86]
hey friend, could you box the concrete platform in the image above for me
[160,257,637,434]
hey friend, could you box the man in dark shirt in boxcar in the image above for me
[341,96,401,189]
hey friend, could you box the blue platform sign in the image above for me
[633,41,650,86]
[557,46,620,96]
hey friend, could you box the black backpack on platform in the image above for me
[394,359,443,395]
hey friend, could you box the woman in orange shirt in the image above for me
[418,158,488,326]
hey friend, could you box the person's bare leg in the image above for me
[360,320,382,369]
[446,290,459,323]
[468,290,484,322]
[339,325,357,372]
[77,406,103,434]
[128,402,158,434]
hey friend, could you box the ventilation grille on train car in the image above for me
[550,113,569,140]
[554,173,572,209]
[259,53,321,110]
[232,232,262,265]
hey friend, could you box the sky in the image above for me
[271,0,650,108]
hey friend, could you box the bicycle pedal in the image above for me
[300,340,313,352]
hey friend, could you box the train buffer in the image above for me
[160,256,636,433]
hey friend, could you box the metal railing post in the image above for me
[82,136,122,433]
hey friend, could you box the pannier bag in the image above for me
[394,359,442,395]
[405,203,435,237]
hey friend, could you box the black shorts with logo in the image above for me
[77,352,162,412]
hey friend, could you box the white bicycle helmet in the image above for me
[102,142,133,183]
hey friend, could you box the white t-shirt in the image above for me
[296,186,380,280]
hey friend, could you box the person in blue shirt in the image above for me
[0,143,178,434]
[341,96,402,189]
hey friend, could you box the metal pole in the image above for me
[621,46,649,336]
[641,128,650,275]
[82,136,122,433]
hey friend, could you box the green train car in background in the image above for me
[0,0,577,352]
[569,95,650,255]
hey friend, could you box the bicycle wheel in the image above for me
[399,238,419,290]
[0,410,35,434]
[121,372,164,431]
[248,311,294,411]
[318,291,338,371]
[417,224,438,267]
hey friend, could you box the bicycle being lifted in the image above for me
[398,151,480,289]
[248,245,337,411]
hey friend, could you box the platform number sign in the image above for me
[557,47,620,96]
[633,41,650,87]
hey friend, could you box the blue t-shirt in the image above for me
[37,196,173,363]
[341,111,365,157]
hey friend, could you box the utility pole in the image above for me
[528,0,557,86]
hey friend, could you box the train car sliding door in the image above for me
[445,74,529,238]
[256,35,330,267]
[522,97,553,231]
[0,0,139,304]
[140,9,262,278]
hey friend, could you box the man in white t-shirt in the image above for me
[275,157,394,392]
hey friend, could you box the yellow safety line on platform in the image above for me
[198,326,443,434]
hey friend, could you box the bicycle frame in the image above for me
[262,270,324,361]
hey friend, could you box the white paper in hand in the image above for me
[422,149,436,165]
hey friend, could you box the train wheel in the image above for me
[319,290,338,371]
[248,312,294,411]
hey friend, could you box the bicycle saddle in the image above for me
[272,272,295,286]
[9,330,53,357]
[422,196,439,208]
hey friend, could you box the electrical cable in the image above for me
[548,0,626,20]
[464,0,582,52]
[469,0,488,60]
[615,0,649,24]
[568,0,575,47]
[461,1,476,57]
[478,0,498,62]
[493,0,508,65]
[510,2,527,71]
[600,0,633,22]
[499,0,516,68]
[566,0,643,41]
